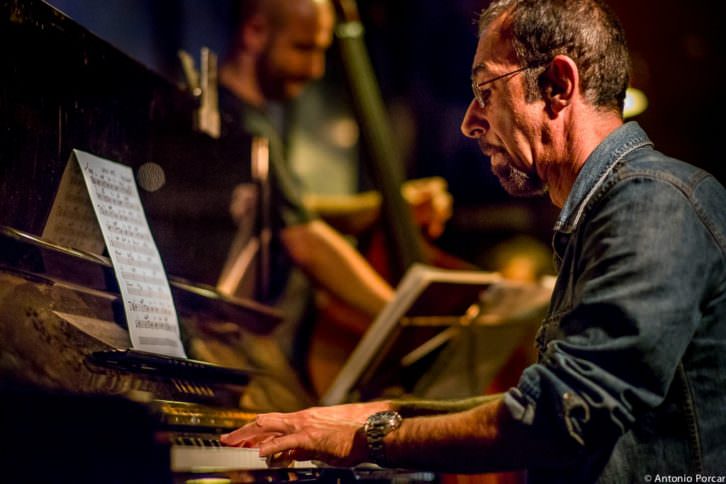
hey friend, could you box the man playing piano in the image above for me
[220,0,726,481]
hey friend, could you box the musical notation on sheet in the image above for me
[45,149,186,358]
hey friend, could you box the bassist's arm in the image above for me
[281,219,394,318]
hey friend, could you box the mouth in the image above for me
[478,139,504,158]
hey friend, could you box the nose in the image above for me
[460,99,488,139]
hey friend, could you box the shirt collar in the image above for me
[554,121,654,233]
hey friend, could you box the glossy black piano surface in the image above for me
[0,0,322,481]
[0,0,256,286]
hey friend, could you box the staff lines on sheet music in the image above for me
[134,319,178,332]
[96,191,141,211]
[114,254,163,271]
[128,300,176,316]
[109,238,156,256]
[84,164,134,185]
[98,206,147,227]
[121,271,167,286]
[88,175,134,196]
[107,223,152,242]
[126,286,169,300]
[138,336,180,348]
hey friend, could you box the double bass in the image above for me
[306,0,475,396]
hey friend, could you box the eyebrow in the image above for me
[470,63,489,80]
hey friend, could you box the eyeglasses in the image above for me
[471,63,547,109]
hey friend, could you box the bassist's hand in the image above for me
[402,176,453,239]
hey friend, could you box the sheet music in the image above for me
[42,154,105,254]
[62,149,186,357]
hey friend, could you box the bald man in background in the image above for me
[212,0,450,393]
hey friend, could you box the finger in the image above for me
[220,416,287,446]
[284,447,320,464]
[258,433,308,458]
[266,449,295,468]
[239,431,285,448]
[255,414,296,434]
[220,422,262,446]
[221,430,273,447]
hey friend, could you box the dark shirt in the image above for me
[219,88,317,366]
[219,89,315,228]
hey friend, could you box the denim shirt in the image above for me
[503,122,726,483]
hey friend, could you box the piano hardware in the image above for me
[90,349,259,385]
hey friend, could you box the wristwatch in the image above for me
[363,410,402,466]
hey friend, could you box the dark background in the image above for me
[45,0,726,269]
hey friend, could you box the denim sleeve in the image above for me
[503,174,722,464]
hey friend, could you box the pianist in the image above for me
[220,0,726,481]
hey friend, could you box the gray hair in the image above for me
[479,0,630,113]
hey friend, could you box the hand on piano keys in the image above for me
[220,401,393,467]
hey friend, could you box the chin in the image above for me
[500,182,547,198]
[492,162,546,197]
[261,83,303,103]
[283,84,306,101]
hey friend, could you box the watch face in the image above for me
[364,411,402,466]
[367,411,402,433]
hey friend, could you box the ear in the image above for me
[542,54,579,115]
[240,13,270,55]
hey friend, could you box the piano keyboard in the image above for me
[169,434,314,471]
[171,443,267,471]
